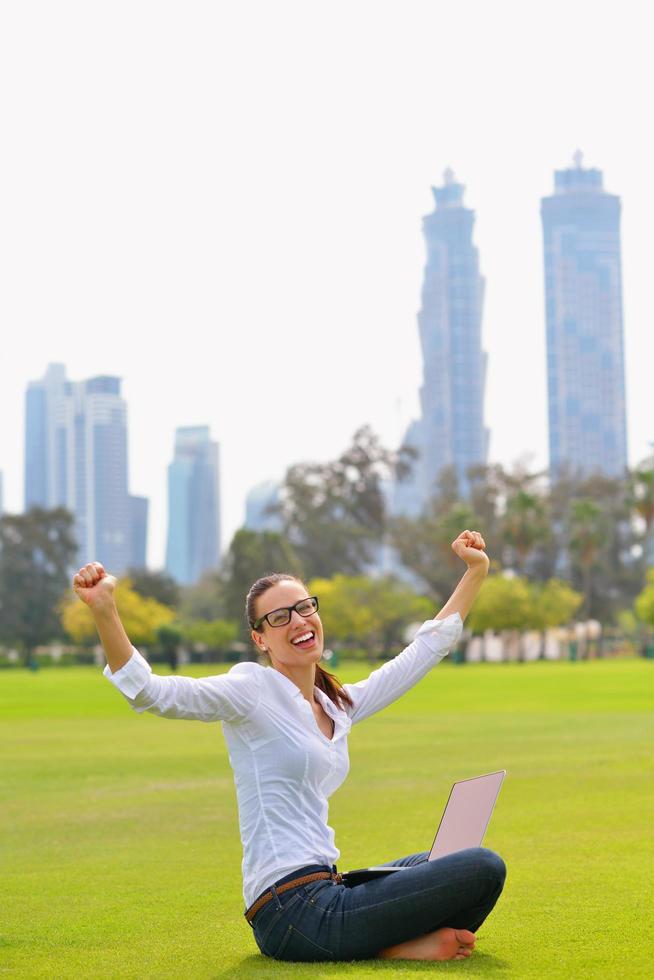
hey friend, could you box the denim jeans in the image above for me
[249,847,506,962]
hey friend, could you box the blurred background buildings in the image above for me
[244,480,282,533]
[541,153,628,478]
[24,363,147,574]
[14,156,634,580]
[165,425,221,585]
[394,168,488,516]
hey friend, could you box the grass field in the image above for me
[2,656,653,978]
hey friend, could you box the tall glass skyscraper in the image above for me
[24,364,145,573]
[395,170,488,515]
[165,426,221,585]
[541,154,628,478]
[244,480,282,533]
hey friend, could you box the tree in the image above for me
[127,567,180,609]
[279,426,412,579]
[466,463,505,563]
[635,569,654,628]
[182,619,239,653]
[548,471,639,622]
[178,571,226,622]
[221,529,304,630]
[390,501,480,603]
[529,579,583,631]
[0,508,78,665]
[466,576,533,634]
[629,460,654,576]
[502,489,550,574]
[567,498,607,618]
[308,574,433,659]
[157,623,183,671]
[62,578,175,646]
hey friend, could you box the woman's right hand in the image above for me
[72,562,117,610]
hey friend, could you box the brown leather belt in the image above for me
[245,871,343,923]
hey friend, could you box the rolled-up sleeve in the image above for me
[343,612,463,725]
[103,650,262,723]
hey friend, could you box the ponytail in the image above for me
[315,662,353,711]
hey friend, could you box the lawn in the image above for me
[1,656,653,978]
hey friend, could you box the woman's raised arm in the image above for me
[435,529,489,622]
[73,562,133,673]
[72,562,261,723]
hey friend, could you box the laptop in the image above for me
[341,770,506,885]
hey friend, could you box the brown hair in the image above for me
[246,573,353,711]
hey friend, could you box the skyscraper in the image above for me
[165,426,221,585]
[128,495,149,570]
[244,480,282,533]
[24,364,145,573]
[395,170,488,515]
[541,153,628,478]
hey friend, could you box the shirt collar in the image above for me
[266,666,348,727]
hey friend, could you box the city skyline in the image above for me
[1,2,653,567]
[24,364,146,574]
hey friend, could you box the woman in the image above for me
[73,529,505,962]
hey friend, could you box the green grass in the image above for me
[1,657,653,978]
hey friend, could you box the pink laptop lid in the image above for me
[428,770,506,861]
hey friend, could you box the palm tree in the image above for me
[629,461,654,576]
[568,498,605,618]
[502,489,550,573]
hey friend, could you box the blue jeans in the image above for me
[249,847,506,961]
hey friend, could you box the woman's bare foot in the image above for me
[378,927,476,961]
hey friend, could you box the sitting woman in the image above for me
[73,528,505,962]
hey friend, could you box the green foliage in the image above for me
[156,623,183,658]
[502,488,551,572]
[394,460,646,625]
[178,571,226,622]
[182,619,238,652]
[279,425,411,579]
[467,575,582,633]
[391,501,481,602]
[221,529,303,628]
[127,567,180,609]
[467,575,533,632]
[635,569,654,627]
[0,507,78,664]
[309,574,432,658]
[529,579,583,630]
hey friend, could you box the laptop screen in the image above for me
[428,770,506,861]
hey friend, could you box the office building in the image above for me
[165,426,221,585]
[24,364,145,573]
[541,153,628,477]
[395,169,488,515]
[244,480,282,532]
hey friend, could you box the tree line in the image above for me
[2,426,654,666]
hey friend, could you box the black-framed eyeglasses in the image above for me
[253,596,319,631]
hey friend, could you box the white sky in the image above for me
[1,1,652,568]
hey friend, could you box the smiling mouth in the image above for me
[291,631,316,648]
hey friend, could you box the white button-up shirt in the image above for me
[104,612,462,907]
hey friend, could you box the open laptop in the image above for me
[342,770,506,885]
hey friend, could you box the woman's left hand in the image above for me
[451,530,489,571]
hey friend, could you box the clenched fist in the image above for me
[451,530,489,571]
[72,562,117,609]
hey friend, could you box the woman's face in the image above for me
[251,579,324,670]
